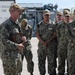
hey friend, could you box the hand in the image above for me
[21,36,27,42]
[17,43,24,53]
[42,41,48,46]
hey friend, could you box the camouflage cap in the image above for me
[65,14,70,17]
[9,3,25,12]
[63,10,70,17]
[43,9,50,15]
[63,8,70,12]
[57,11,63,16]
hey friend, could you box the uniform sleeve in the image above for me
[36,24,40,33]
[2,25,18,50]
[29,26,32,39]
[66,23,72,41]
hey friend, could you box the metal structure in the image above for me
[18,3,58,36]
[0,0,15,2]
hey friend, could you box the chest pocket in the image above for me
[6,24,22,43]
[59,25,65,36]
[13,28,21,42]
[39,25,46,34]
[47,27,53,34]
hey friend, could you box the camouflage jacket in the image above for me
[21,24,32,40]
[67,20,75,42]
[36,20,56,42]
[1,17,22,51]
[56,21,69,43]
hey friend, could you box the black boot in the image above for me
[49,70,56,75]
[58,73,64,75]
[49,73,56,75]
[40,73,45,75]
[49,74,56,75]
[30,72,33,75]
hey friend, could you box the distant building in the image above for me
[18,3,58,36]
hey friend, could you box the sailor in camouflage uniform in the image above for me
[1,4,25,75]
[56,9,70,75]
[0,24,5,57]
[67,10,75,75]
[55,11,63,24]
[55,11,63,69]
[21,19,34,75]
[55,11,63,45]
[36,9,57,75]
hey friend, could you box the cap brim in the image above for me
[44,13,50,15]
[57,14,62,16]
[65,14,70,17]
[19,8,25,12]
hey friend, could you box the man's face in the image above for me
[43,14,50,21]
[64,15,70,23]
[56,14,62,21]
[12,9,22,19]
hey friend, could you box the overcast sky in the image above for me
[16,0,75,10]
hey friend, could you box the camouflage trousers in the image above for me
[57,42,68,74]
[1,50,22,75]
[67,42,75,75]
[37,42,57,75]
[21,44,34,73]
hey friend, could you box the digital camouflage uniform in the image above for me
[21,24,34,74]
[56,21,69,75]
[36,20,57,75]
[0,24,5,57]
[67,20,75,75]
[54,11,63,70]
[1,17,22,75]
